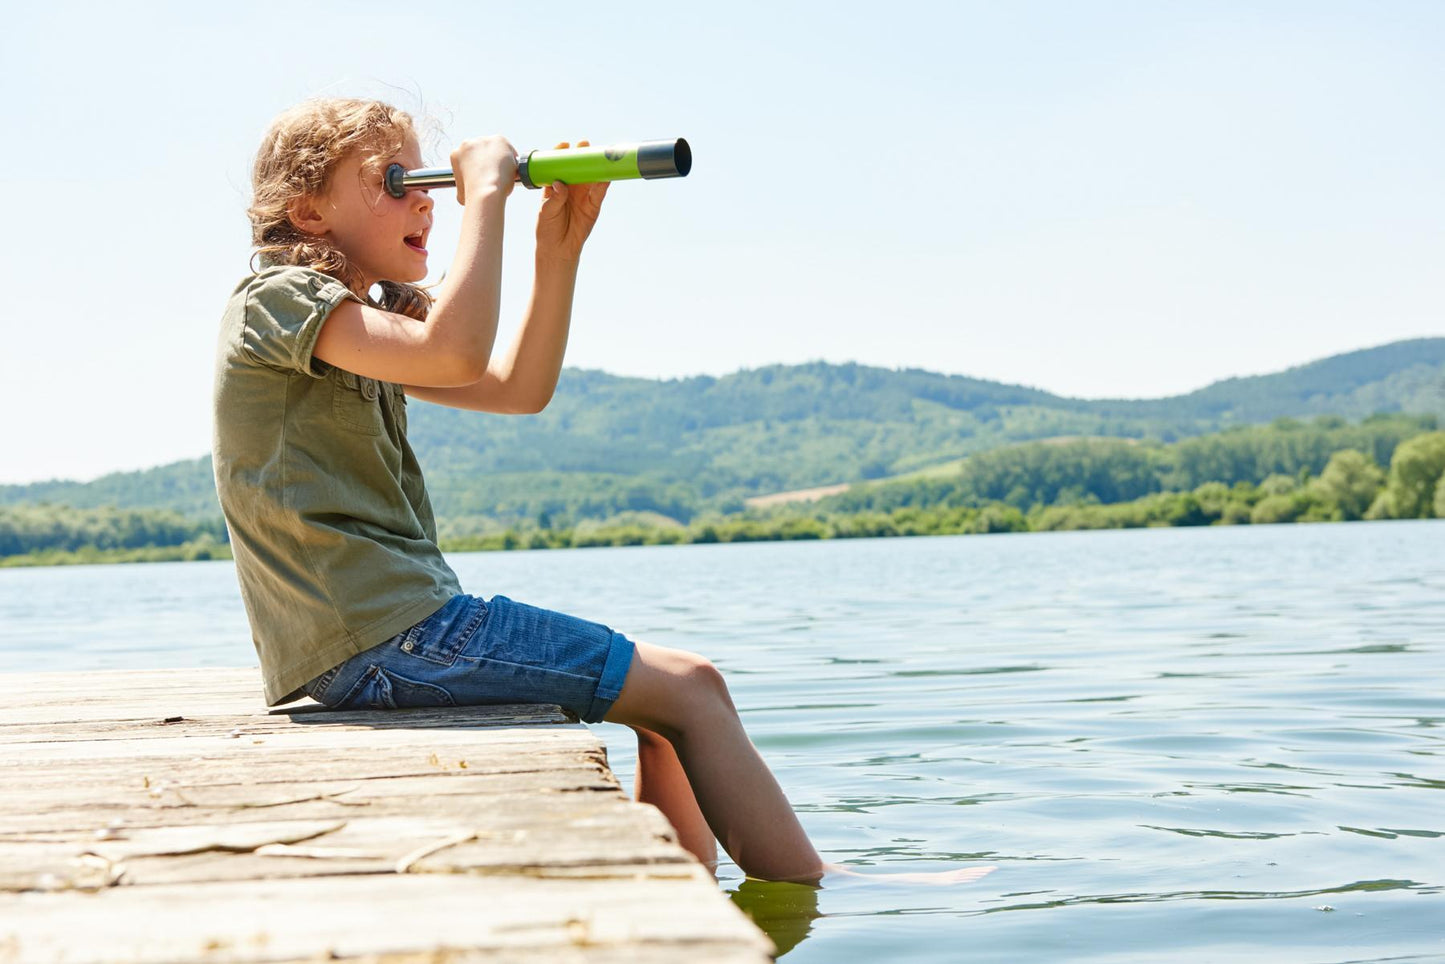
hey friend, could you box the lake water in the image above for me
[3,522,1443,962]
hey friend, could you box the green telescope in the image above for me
[385,138,691,197]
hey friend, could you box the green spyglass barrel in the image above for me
[384,138,690,197]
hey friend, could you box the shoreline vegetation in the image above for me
[4,416,1443,569]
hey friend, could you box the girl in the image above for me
[214,97,990,888]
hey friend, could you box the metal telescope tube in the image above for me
[384,138,691,198]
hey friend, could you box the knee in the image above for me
[652,653,736,746]
[652,649,737,734]
[677,651,733,709]
[608,642,737,741]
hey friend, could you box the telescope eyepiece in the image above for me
[384,163,407,199]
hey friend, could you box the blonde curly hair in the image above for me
[248,98,432,321]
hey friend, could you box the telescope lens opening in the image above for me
[673,138,692,177]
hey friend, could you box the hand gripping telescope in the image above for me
[384,138,691,197]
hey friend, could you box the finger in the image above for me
[553,141,569,150]
[577,139,590,148]
[450,147,466,205]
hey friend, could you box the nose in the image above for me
[412,189,433,214]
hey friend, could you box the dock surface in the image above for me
[1,668,774,963]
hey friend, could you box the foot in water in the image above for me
[820,862,997,886]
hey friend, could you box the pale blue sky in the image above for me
[2,1,1442,483]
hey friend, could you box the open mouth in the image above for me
[404,231,428,254]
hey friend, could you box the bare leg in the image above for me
[630,724,719,872]
[604,641,995,887]
[604,641,823,882]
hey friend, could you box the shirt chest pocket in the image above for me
[332,370,385,435]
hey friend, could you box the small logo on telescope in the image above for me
[605,148,625,161]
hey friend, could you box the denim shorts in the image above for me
[304,593,636,724]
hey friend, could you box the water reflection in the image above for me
[727,879,823,958]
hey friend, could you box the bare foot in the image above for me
[821,862,997,886]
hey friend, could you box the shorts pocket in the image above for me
[333,664,457,710]
[405,595,489,666]
[332,370,384,435]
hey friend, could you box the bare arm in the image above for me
[404,253,580,413]
[406,142,609,414]
[311,137,517,387]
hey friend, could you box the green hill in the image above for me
[4,338,1441,526]
[1089,338,1445,422]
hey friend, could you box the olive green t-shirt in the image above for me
[212,265,461,706]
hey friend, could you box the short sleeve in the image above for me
[241,266,363,378]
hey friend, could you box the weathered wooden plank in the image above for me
[2,704,585,745]
[0,734,606,778]
[10,667,261,692]
[0,748,613,818]
[1,807,691,890]
[5,668,271,724]
[0,722,604,765]
[0,668,774,963]
[5,670,580,731]
[275,942,776,964]
[0,704,574,742]
[0,769,622,834]
[1,873,774,963]
[263,947,772,964]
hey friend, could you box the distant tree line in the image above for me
[0,504,228,567]
[4,415,1443,566]
[437,417,1445,551]
[820,414,1435,513]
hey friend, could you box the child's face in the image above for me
[312,135,432,289]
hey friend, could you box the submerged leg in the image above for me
[630,724,719,872]
[603,641,995,887]
[604,640,824,883]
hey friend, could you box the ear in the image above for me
[285,194,329,238]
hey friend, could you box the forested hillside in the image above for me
[820,414,1434,514]
[1089,338,1445,422]
[3,338,1442,527]
[7,414,1440,566]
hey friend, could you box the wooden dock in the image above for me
[0,668,775,963]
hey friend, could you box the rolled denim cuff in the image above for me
[583,631,636,723]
